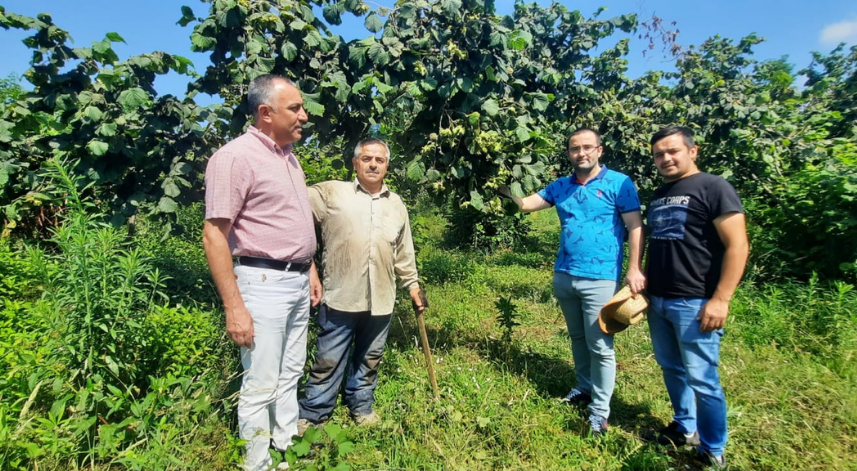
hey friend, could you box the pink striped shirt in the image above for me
[204,126,316,261]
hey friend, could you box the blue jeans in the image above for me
[299,304,392,423]
[647,295,727,456]
[553,272,617,419]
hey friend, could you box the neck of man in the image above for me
[576,164,601,184]
[254,122,292,150]
[667,167,701,183]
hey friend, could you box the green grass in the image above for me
[327,208,857,471]
[2,206,856,470]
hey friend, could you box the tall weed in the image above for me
[732,275,857,380]
[0,159,236,469]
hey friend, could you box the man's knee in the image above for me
[309,356,339,381]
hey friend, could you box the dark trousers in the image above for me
[299,304,392,423]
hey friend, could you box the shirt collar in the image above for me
[247,125,294,155]
[572,165,608,185]
[353,178,390,197]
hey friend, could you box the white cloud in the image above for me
[820,19,857,44]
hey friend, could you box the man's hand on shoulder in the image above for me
[698,297,729,332]
[226,304,255,347]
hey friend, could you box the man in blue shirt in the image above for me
[502,127,645,434]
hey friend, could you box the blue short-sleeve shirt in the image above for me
[538,166,641,281]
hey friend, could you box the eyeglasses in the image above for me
[569,145,600,155]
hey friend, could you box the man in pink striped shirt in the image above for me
[203,75,321,471]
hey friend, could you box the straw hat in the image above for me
[598,285,649,334]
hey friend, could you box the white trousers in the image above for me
[234,265,310,471]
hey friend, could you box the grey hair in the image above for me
[248,75,297,120]
[353,138,391,160]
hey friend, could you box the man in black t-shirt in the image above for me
[645,126,749,468]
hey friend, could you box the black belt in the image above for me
[238,256,312,273]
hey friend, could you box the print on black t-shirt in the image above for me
[649,195,692,240]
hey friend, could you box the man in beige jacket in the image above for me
[298,138,425,431]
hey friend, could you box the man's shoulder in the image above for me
[601,167,633,184]
[312,180,351,190]
[681,172,736,192]
[212,133,262,159]
[310,180,352,199]
[545,175,571,190]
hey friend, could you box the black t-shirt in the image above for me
[645,172,744,299]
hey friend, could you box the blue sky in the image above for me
[2,0,856,104]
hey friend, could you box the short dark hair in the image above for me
[354,137,390,160]
[567,127,602,150]
[248,75,297,120]
[650,125,696,148]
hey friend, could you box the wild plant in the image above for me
[495,295,521,343]
[275,423,355,471]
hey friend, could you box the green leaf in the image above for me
[510,181,524,198]
[178,5,196,26]
[508,30,532,50]
[458,77,473,93]
[323,4,344,24]
[282,42,298,62]
[117,88,149,109]
[83,106,103,122]
[348,46,368,69]
[485,66,496,82]
[302,93,325,117]
[255,56,275,74]
[158,196,178,213]
[515,126,530,143]
[96,122,117,137]
[529,92,551,111]
[338,441,355,455]
[482,99,500,116]
[470,189,484,211]
[0,120,14,143]
[190,32,216,50]
[468,112,480,126]
[304,30,322,48]
[323,423,344,438]
[441,0,463,16]
[375,81,394,96]
[87,140,109,156]
[420,77,438,91]
[367,43,391,67]
[365,13,383,33]
[407,161,424,180]
[105,32,126,43]
[163,180,181,197]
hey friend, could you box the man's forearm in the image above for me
[711,243,749,302]
[627,225,644,271]
[203,226,242,311]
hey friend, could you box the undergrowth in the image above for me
[1,190,854,470]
